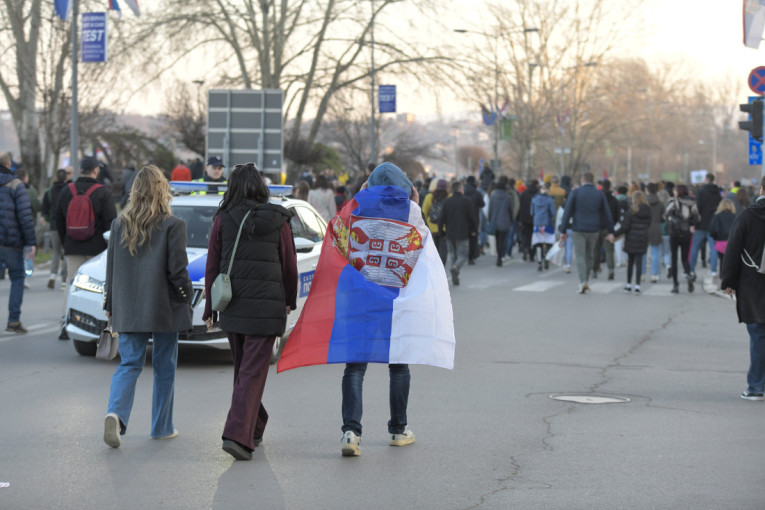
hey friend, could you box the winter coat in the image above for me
[307,188,337,222]
[548,183,566,209]
[614,203,651,255]
[53,176,117,256]
[531,193,556,228]
[559,183,614,234]
[439,191,478,242]
[422,191,448,234]
[488,189,513,233]
[518,186,537,226]
[104,215,193,333]
[41,180,69,227]
[0,168,36,249]
[214,201,295,336]
[720,198,765,324]
[695,183,722,230]
[463,182,485,217]
[603,190,620,230]
[663,197,700,239]
[709,210,736,242]
[646,193,664,245]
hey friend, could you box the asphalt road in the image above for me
[0,257,763,509]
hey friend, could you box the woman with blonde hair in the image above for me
[614,190,652,294]
[103,165,193,448]
[710,198,738,274]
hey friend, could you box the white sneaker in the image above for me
[565,265,571,273]
[390,428,415,447]
[154,429,178,440]
[341,430,360,456]
[104,413,121,448]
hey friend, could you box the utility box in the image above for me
[206,89,284,179]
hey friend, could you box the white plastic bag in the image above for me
[545,241,565,266]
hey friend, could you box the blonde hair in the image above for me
[631,190,647,214]
[120,165,172,256]
[715,198,736,215]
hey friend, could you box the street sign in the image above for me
[749,67,765,95]
[499,118,513,140]
[206,89,284,178]
[81,12,107,63]
[747,95,764,164]
[378,85,396,113]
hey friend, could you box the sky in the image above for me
[30,1,765,119]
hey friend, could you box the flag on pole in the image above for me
[55,0,71,20]
[480,104,496,126]
[109,0,140,17]
[539,168,544,182]
[277,185,455,373]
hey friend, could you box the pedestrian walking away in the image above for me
[645,183,665,282]
[103,165,193,448]
[614,191,652,294]
[41,168,72,290]
[663,185,700,294]
[463,175,484,264]
[691,173,722,277]
[559,172,614,294]
[307,174,337,222]
[439,180,478,285]
[593,179,620,280]
[709,198,737,274]
[422,179,449,264]
[203,163,298,461]
[487,176,514,267]
[721,177,765,401]
[530,185,556,271]
[0,151,36,333]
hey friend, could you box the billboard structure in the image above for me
[206,89,284,178]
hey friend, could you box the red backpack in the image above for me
[66,182,102,241]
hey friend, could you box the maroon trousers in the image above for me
[222,333,275,450]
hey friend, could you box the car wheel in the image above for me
[73,339,97,357]
[270,336,283,364]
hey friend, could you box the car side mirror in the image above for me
[294,237,317,253]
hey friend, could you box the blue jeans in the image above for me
[564,229,573,266]
[342,363,410,435]
[506,221,517,256]
[648,243,662,276]
[0,246,25,324]
[479,211,488,248]
[745,323,765,394]
[107,332,179,438]
[662,235,671,267]
[690,230,716,274]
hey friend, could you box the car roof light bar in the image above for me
[169,181,293,197]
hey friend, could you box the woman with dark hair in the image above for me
[615,191,651,294]
[203,163,298,460]
[664,184,700,294]
[103,165,193,448]
[308,174,337,221]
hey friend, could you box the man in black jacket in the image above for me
[721,176,765,400]
[41,168,72,289]
[439,181,478,286]
[463,176,484,264]
[53,157,117,289]
[691,173,722,278]
[593,180,620,280]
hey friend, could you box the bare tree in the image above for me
[162,81,206,156]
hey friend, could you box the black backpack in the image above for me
[666,199,692,236]
[428,198,444,224]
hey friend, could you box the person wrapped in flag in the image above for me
[278,162,455,456]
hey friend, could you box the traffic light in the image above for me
[739,99,764,142]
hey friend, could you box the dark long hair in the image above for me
[218,163,269,213]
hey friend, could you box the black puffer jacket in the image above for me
[0,168,36,249]
[615,203,651,255]
[695,183,722,230]
[646,193,664,245]
[219,201,292,336]
[721,198,765,323]
[709,210,736,241]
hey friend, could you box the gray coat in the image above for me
[104,215,193,333]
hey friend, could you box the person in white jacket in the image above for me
[308,174,337,221]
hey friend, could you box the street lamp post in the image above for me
[454,27,538,174]
[370,0,376,166]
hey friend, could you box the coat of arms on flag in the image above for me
[277,185,455,372]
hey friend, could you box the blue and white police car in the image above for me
[65,182,326,362]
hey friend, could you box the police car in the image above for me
[65,182,326,362]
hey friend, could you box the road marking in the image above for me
[513,280,564,292]
[587,282,623,294]
[0,324,61,343]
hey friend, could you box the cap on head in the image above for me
[207,156,223,167]
[80,157,98,173]
[367,162,413,196]
[436,179,448,190]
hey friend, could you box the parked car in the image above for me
[65,183,327,362]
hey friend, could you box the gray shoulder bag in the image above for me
[211,210,252,311]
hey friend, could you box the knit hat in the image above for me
[368,162,413,196]
[436,179,448,190]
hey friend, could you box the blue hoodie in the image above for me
[531,192,556,229]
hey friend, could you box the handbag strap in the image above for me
[225,209,252,276]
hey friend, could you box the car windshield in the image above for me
[172,205,218,248]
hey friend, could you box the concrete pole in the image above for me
[70,0,79,177]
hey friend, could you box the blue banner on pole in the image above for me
[81,12,107,63]
[378,85,396,113]
[749,96,763,165]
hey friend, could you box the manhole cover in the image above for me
[548,394,630,404]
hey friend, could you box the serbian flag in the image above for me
[55,0,71,20]
[277,185,455,372]
[109,0,140,17]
